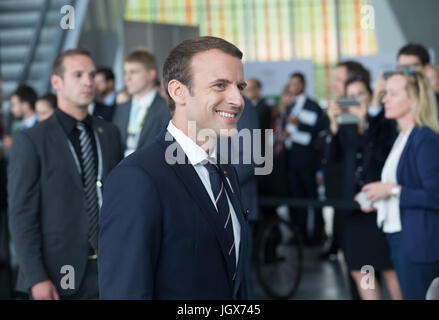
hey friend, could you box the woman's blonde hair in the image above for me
[391,70,439,133]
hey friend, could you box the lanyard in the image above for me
[66,128,104,209]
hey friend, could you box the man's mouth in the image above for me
[216,110,238,119]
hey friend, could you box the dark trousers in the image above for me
[287,160,324,243]
[386,232,439,300]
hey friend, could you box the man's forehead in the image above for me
[191,50,243,79]
[63,55,95,70]
[398,54,422,64]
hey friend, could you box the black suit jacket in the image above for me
[284,98,325,170]
[99,128,249,299]
[112,93,171,152]
[92,101,115,122]
[7,114,123,296]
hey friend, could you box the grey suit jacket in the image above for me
[7,114,123,296]
[112,92,171,152]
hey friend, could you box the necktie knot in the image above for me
[203,159,220,175]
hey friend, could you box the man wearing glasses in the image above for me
[397,43,439,108]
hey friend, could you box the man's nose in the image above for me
[227,87,244,107]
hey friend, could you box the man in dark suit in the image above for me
[284,72,325,245]
[112,49,170,157]
[8,49,123,300]
[99,36,249,299]
[90,67,117,122]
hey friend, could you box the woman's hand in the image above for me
[354,192,376,213]
[327,100,341,134]
[361,182,394,203]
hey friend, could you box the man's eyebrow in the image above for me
[209,79,247,88]
[209,78,231,84]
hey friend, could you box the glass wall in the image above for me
[125,0,377,101]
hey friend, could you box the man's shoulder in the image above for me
[305,98,322,112]
[16,115,56,140]
[151,94,171,117]
[93,116,119,132]
[118,138,167,171]
[112,100,132,118]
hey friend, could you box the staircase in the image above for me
[0,0,72,113]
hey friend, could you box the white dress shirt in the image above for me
[375,126,413,233]
[167,120,241,264]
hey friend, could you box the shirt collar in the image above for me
[132,89,157,109]
[55,108,94,134]
[22,114,37,128]
[103,91,116,106]
[166,120,217,166]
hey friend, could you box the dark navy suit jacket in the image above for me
[398,126,439,263]
[284,98,324,171]
[98,128,249,299]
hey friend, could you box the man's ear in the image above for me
[168,79,186,106]
[50,74,62,92]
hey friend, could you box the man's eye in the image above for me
[214,83,224,89]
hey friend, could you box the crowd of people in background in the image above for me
[1,40,439,300]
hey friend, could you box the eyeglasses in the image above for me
[397,63,422,71]
[400,67,417,75]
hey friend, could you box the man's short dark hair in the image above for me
[38,93,57,110]
[96,67,115,81]
[163,36,243,113]
[12,84,37,111]
[290,72,306,87]
[397,43,430,66]
[337,60,371,85]
[248,78,262,89]
[52,48,91,78]
[345,76,372,95]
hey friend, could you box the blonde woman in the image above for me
[359,71,439,299]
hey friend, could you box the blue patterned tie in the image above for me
[76,122,99,250]
[204,159,236,275]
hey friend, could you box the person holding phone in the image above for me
[327,73,401,299]
[360,71,439,299]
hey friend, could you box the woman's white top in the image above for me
[375,126,413,233]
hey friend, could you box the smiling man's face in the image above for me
[183,49,246,140]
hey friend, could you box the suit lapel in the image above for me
[93,121,110,178]
[47,115,83,190]
[119,100,132,146]
[157,129,236,282]
[138,93,159,147]
[397,127,416,182]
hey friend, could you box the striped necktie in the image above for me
[204,159,236,274]
[76,122,99,250]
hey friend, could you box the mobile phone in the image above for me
[336,97,361,108]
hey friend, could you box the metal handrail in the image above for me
[260,196,360,211]
[18,0,51,84]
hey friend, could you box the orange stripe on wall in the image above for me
[219,0,225,38]
[159,0,166,22]
[277,0,283,60]
[354,0,362,55]
[185,0,192,24]
[264,0,271,61]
